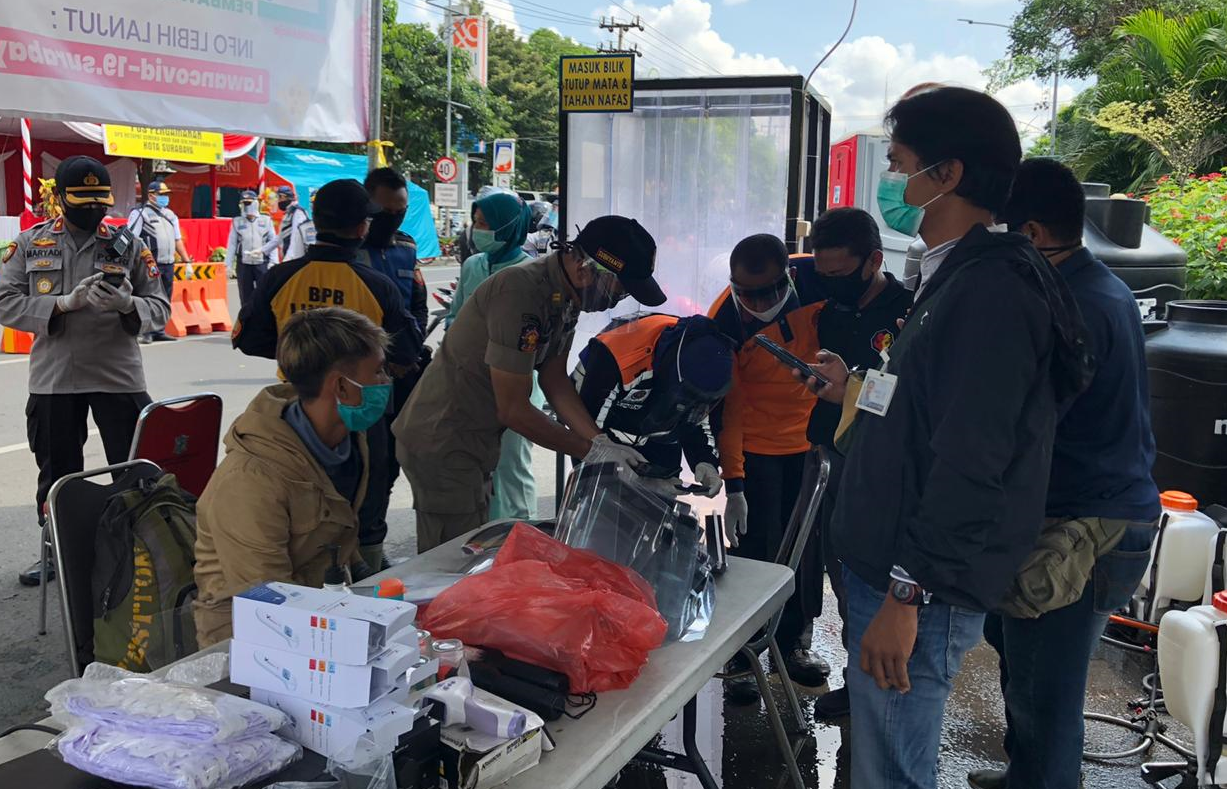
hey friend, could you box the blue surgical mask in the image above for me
[337,377,391,432]
[155,195,170,208]
[876,161,946,237]
[472,228,501,254]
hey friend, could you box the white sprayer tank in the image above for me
[1159,590,1227,783]
[1139,491,1220,618]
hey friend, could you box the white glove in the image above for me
[182,262,195,279]
[55,273,103,313]
[87,278,135,314]
[725,491,748,548]
[694,462,723,498]
[584,433,647,468]
[640,475,685,498]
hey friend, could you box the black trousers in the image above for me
[157,263,174,300]
[814,447,849,651]
[357,361,427,548]
[731,450,810,650]
[27,392,151,526]
[237,262,269,309]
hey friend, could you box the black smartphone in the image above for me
[636,462,683,479]
[102,272,126,288]
[753,334,829,386]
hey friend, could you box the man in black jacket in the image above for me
[798,88,1091,789]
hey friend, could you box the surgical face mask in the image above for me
[155,195,170,208]
[62,204,108,232]
[472,228,501,254]
[819,257,873,307]
[242,202,258,218]
[876,161,947,236]
[732,275,794,323]
[337,376,392,432]
[367,209,405,248]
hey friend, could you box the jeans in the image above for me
[845,567,985,789]
[983,521,1156,788]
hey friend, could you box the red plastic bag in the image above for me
[420,524,668,692]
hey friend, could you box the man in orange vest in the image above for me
[709,233,827,702]
[572,314,734,496]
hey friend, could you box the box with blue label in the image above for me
[233,581,417,665]
[231,638,419,708]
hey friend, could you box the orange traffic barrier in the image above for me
[2,326,33,354]
[197,263,232,333]
[166,263,231,337]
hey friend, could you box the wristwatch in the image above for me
[889,578,930,606]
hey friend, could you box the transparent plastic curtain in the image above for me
[565,87,794,364]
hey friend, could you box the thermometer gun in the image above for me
[424,677,527,739]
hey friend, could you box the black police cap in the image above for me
[575,215,665,306]
[56,156,114,207]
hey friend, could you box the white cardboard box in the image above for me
[232,581,417,665]
[438,688,546,789]
[251,684,421,761]
[231,638,418,708]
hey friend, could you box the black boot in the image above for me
[18,557,55,587]
[813,685,850,720]
[966,769,1006,789]
[723,654,761,706]
[777,648,831,687]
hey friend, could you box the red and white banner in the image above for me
[0,1,372,142]
[452,16,487,88]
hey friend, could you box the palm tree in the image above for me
[1066,8,1227,190]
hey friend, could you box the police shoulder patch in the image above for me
[148,261,161,279]
[518,315,542,353]
[1,242,14,264]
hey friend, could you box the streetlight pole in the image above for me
[958,18,1061,155]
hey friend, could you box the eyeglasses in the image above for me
[730,274,791,302]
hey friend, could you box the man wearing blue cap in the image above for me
[226,190,277,308]
[128,179,193,342]
[572,314,733,497]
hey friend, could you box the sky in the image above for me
[395,0,1084,143]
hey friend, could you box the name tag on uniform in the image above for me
[856,368,898,417]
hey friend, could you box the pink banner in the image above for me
[0,26,268,103]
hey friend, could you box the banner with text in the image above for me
[104,125,224,164]
[559,54,634,114]
[0,1,371,142]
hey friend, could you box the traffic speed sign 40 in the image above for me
[434,156,458,183]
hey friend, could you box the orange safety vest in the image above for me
[594,314,680,386]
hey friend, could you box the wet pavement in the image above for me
[615,580,1194,789]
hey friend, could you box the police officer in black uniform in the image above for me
[793,207,912,719]
[0,156,171,585]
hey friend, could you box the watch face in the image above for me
[891,580,914,604]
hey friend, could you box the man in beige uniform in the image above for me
[395,216,666,550]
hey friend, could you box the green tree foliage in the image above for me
[1144,170,1227,298]
[379,0,505,176]
[993,0,1216,84]
[482,25,594,191]
[1037,8,1227,191]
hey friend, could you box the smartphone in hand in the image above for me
[753,334,829,387]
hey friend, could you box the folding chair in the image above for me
[41,460,162,677]
[636,447,831,789]
[128,392,222,498]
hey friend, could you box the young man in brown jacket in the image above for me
[194,307,390,646]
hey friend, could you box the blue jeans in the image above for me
[983,521,1155,789]
[845,568,986,789]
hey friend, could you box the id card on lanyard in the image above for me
[856,347,899,417]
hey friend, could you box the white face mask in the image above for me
[734,285,793,323]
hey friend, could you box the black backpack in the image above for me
[91,474,199,672]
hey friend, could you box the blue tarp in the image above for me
[262,144,441,259]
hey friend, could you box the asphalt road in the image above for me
[0,262,553,726]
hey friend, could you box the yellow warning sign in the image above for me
[559,55,635,114]
[103,125,225,165]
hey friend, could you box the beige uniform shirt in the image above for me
[0,218,170,394]
[394,252,576,513]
